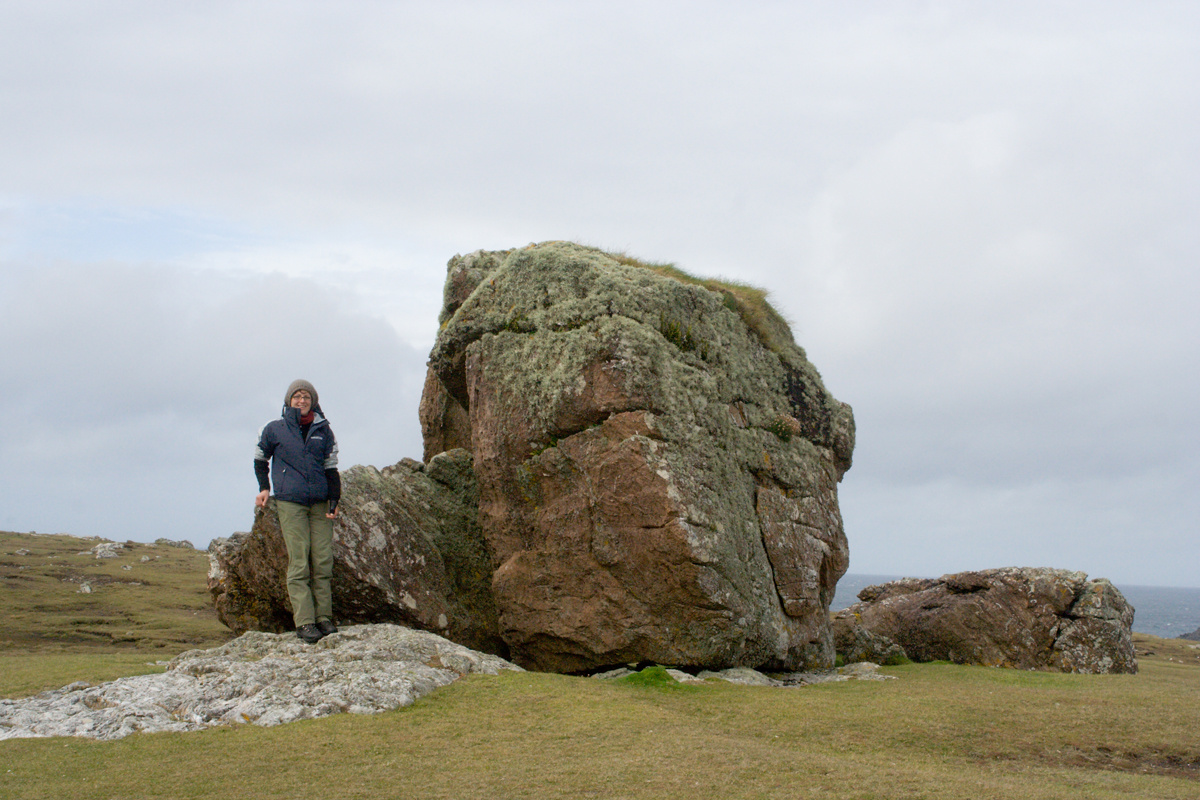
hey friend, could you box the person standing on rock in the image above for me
[254,379,341,644]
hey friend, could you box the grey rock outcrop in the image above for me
[0,624,519,741]
[208,449,502,654]
[86,541,130,558]
[155,538,196,549]
[834,622,908,666]
[832,568,1137,673]
[421,243,853,672]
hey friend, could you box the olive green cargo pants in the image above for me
[276,500,334,628]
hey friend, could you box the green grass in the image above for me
[3,654,1198,799]
[0,530,233,694]
[2,528,1198,798]
[0,651,172,698]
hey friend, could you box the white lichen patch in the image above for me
[0,624,519,741]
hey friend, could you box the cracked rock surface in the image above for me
[422,243,854,673]
[0,624,520,741]
[832,567,1137,673]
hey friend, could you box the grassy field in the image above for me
[2,530,1198,799]
[0,530,234,697]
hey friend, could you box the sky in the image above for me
[1,1,1197,589]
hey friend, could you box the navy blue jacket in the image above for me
[254,405,339,506]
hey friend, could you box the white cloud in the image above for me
[0,261,428,545]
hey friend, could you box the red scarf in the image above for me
[300,411,315,426]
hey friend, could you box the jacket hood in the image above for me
[282,379,324,416]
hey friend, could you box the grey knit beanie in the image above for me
[284,379,318,409]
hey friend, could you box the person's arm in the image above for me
[254,459,271,507]
[325,468,341,517]
[254,423,273,508]
[323,429,340,518]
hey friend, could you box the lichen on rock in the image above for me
[210,242,856,675]
[0,624,520,741]
[209,449,502,654]
[421,242,855,672]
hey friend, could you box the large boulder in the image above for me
[832,568,1137,673]
[421,243,854,672]
[208,449,503,654]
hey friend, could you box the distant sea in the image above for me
[832,574,1200,640]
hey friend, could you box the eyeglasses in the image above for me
[291,393,312,401]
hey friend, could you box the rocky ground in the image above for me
[0,624,518,740]
[1,623,895,741]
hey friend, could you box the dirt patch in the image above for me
[1055,745,1200,780]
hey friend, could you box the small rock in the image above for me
[833,567,1137,674]
[208,450,502,655]
[832,619,907,666]
[90,542,128,559]
[591,667,635,680]
[664,669,704,684]
[695,667,779,686]
[154,539,195,550]
[836,662,896,681]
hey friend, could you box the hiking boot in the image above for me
[316,619,338,637]
[296,623,323,644]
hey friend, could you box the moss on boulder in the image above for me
[421,242,854,672]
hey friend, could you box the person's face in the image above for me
[290,391,313,414]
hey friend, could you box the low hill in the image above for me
[0,530,232,653]
[0,530,234,696]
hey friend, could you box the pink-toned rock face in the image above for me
[487,412,720,671]
[833,567,1138,674]
[422,243,855,672]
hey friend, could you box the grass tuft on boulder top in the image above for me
[604,250,798,356]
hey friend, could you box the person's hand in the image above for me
[325,509,338,519]
[255,490,269,508]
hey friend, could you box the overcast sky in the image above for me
[2,2,1196,589]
